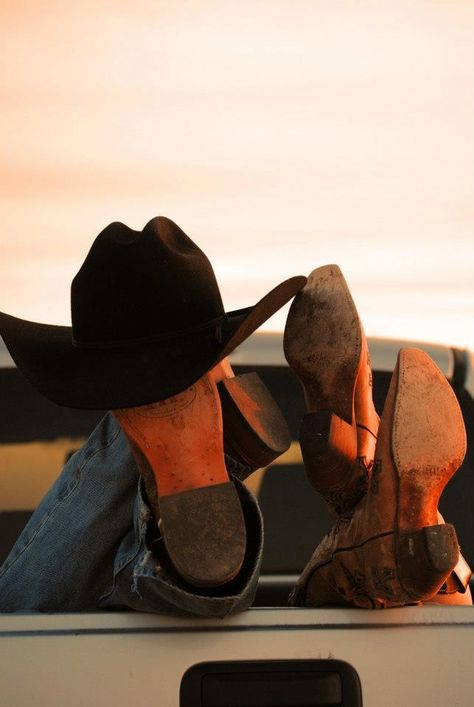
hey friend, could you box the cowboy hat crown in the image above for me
[72,217,225,348]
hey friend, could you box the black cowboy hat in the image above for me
[0,217,306,409]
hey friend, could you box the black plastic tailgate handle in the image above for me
[181,660,362,706]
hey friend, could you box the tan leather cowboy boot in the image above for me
[290,348,467,608]
[114,368,245,589]
[114,359,290,589]
[284,264,379,515]
[285,264,471,602]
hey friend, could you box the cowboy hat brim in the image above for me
[0,275,306,409]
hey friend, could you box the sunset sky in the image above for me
[1,1,473,349]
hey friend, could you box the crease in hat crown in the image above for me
[71,216,227,348]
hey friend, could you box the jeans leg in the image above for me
[0,413,263,616]
[0,413,138,611]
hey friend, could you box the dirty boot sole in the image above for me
[394,348,467,531]
[114,374,246,589]
[392,348,467,599]
[284,264,362,423]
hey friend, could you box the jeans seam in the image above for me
[98,545,142,603]
[0,427,121,579]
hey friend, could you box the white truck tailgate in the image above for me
[1,606,473,706]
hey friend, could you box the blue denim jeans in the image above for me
[0,413,263,616]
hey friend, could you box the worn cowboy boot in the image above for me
[290,348,467,608]
[285,265,470,601]
[114,359,290,588]
[284,264,379,515]
[115,367,246,588]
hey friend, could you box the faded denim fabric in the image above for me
[0,413,263,616]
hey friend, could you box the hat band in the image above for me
[72,314,228,350]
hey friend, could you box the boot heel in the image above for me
[300,411,346,489]
[300,410,333,477]
[160,482,246,588]
[300,412,365,513]
[398,524,459,600]
[218,373,291,469]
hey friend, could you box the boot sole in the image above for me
[393,348,467,531]
[284,264,364,495]
[283,264,362,425]
[114,375,246,588]
[393,348,467,598]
